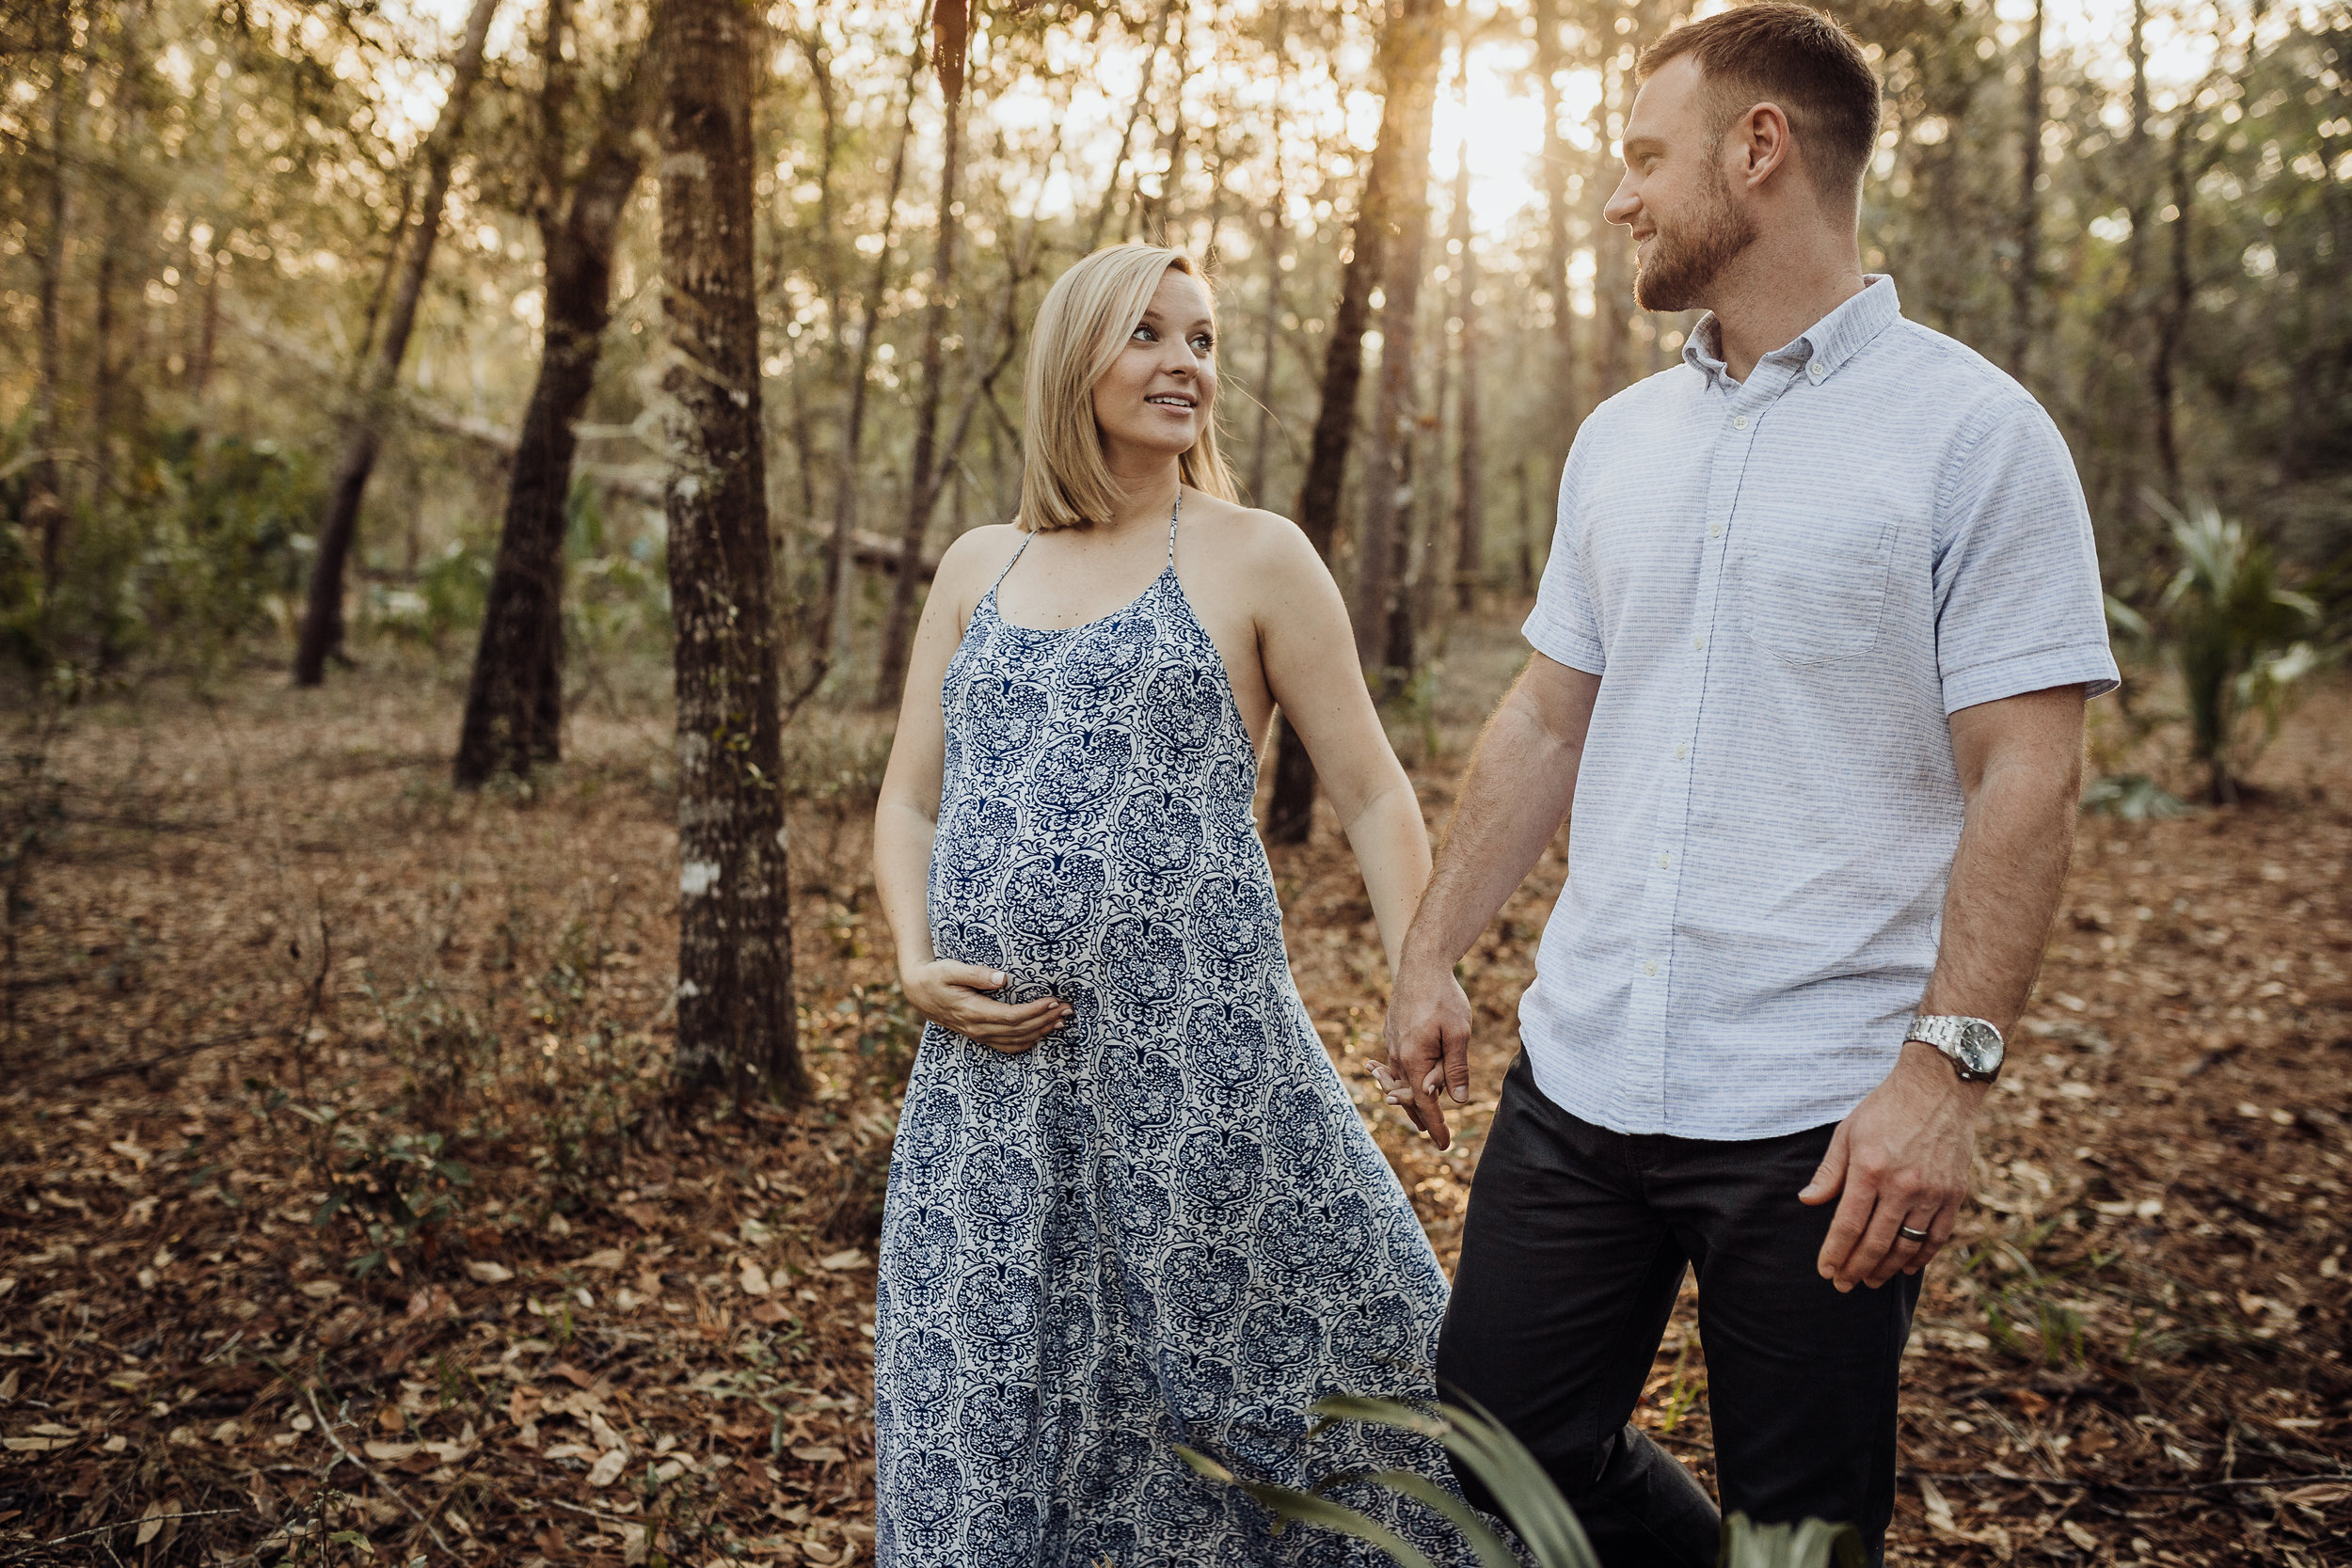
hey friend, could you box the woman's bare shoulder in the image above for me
[1180,490,1326,582]
[932,523,1028,597]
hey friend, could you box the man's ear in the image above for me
[1739,101,1795,188]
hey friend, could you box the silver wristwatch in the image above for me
[1905,1014,2005,1084]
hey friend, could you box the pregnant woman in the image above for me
[870,243,1470,1565]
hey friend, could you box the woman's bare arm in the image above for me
[1250,524,1432,977]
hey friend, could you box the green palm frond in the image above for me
[1180,1395,1867,1568]
[1311,1395,1601,1568]
[2137,490,2322,799]
[1719,1513,1868,1568]
[1172,1445,1440,1568]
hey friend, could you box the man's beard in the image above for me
[1633,172,1757,313]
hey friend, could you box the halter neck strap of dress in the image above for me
[992,490,1184,598]
[990,528,1034,594]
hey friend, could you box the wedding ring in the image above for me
[1896,1225,1932,1243]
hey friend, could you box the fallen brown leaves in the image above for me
[0,634,2344,1566]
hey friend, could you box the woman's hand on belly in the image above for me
[902,959,1072,1054]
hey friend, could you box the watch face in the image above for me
[1956,1021,2004,1074]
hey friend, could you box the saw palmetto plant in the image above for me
[1178,1395,1865,1568]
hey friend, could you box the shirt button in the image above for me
[1708,522,1723,538]
[1673,742,1689,760]
[1643,959,1661,977]
[1808,359,1826,381]
[1692,635,1707,651]
[1731,414,1751,431]
[1658,852,1672,869]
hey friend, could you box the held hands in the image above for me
[1377,956,1475,1150]
[899,959,1070,1055]
[1800,1040,1988,1291]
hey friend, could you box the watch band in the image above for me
[1905,1014,2004,1083]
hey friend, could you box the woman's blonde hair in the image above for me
[1018,244,1239,533]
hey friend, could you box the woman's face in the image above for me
[1090,267,1217,470]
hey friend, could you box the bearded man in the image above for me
[1375,5,2119,1563]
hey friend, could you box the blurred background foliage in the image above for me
[0,0,2343,772]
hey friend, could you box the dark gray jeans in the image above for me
[1436,1052,1919,1567]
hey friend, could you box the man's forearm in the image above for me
[1403,685,1585,972]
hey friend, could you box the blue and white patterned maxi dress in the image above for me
[874,507,1470,1566]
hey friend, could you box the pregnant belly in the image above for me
[927,792,1278,991]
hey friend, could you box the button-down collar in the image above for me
[1681,275,1904,390]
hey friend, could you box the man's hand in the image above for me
[900,960,1068,1054]
[1381,955,1474,1149]
[1800,1041,1986,1290]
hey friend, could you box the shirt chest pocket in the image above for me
[1730,514,1897,666]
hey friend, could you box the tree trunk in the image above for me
[1516,456,1537,593]
[1533,0,1578,441]
[1589,8,1632,405]
[1450,146,1484,614]
[1414,219,1451,648]
[32,4,74,578]
[92,0,157,514]
[817,41,923,673]
[88,169,124,505]
[1352,0,1442,684]
[1086,1,1173,253]
[453,68,648,787]
[2151,111,2191,496]
[1245,7,1290,506]
[190,242,223,400]
[1265,0,1435,845]
[2006,0,2042,381]
[294,0,502,687]
[353,175,419,388]
[872,85,966,708]
[658,0,803,1105]
[1137,3,1188,243]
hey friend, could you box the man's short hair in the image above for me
[1636,2,1882,203]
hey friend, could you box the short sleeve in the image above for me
[1931,396,2121,715]
[1521,444,1606,675]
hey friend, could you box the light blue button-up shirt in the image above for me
[1519,277,2119,1140]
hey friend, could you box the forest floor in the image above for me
[0,614,2345,1568]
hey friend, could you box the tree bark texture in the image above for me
[1266,0,1437,845]
[872,85,966,709]
[657,0,803,1105]
[453,52,649,787]
[293,0,501,687]
[2007,0,2043,381]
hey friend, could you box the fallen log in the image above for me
[223,306,942,581]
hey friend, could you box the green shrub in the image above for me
[0,423,318,679]
[2145,495,2323,803]
[1178,1395,1863,1568]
